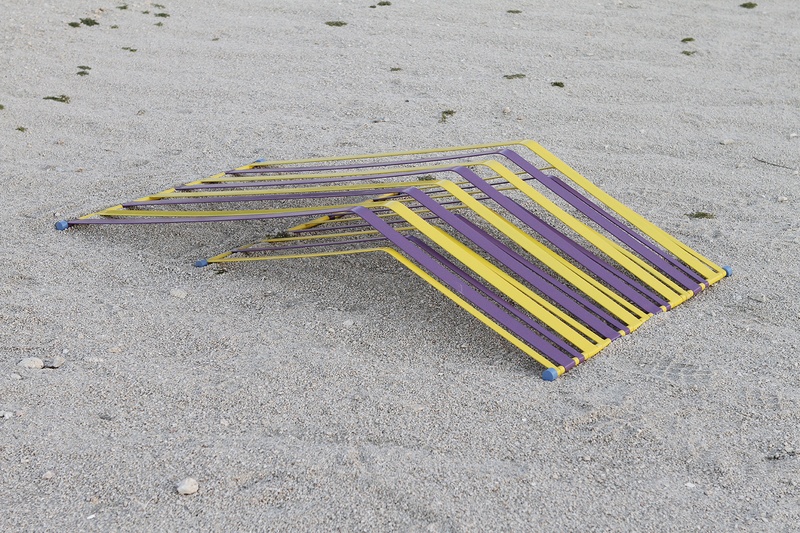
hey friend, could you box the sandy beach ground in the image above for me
[1,0,799,530]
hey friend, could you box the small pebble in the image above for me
[42,471,55,480]
[170,288,188,299]
[749,294,767,303]
[342,319,355,327]
[177,477,199,495]
[719,139,735,145]
[9,373,22,380]
[777,196,788,203]
[790,132,798,139]
[1,411,13,419]
[18,357,44,369]
[685,482,696,488]
[502,106,511,114]
[108,346,122,354]
[44,356,66,369]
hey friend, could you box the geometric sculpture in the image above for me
[56,140,730,379]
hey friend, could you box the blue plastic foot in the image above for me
[194,259,209,268]
[542,368,559,381]
[54,220,70,231]
[723,265,733,277]
[253,158,266,163]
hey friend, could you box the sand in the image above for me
[1,0,799,530]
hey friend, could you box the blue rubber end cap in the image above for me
[723,266,733,277]
[54,220,69,231]
[253,158,266,163]
[542,368,559,381]
[194,259,209,268]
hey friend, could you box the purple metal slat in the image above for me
[227,149,502,175]
[65,206,357,226]
[546,174,707,288]
[65,195,490,228]
[449,212,631,334]
[406,235,586,364]
[402,187,626,339]
[120,187,420,207]
[234,236,387,253]
[289,213,439,234]
[178,168,458,190]
[353,206,579,370]
[448,166,668,313]
[498,149,705,291]
[211,167,533,192]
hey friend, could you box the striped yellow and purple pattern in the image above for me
[57,141,729,380]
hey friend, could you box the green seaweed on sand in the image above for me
[43,95,71,103]
[687,211,715,219]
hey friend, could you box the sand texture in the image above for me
[1,0,799,530]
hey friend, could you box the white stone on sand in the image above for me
[176,478,199,495]
[18,357,43,369]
